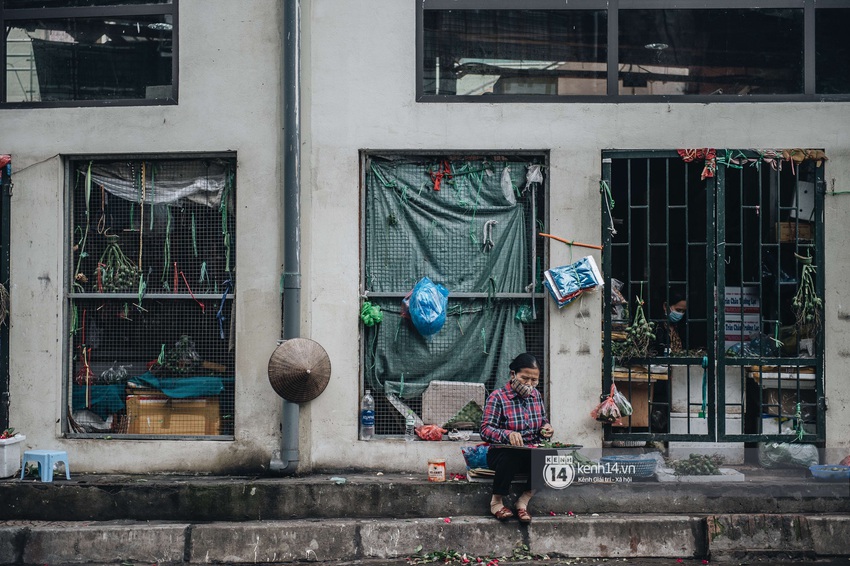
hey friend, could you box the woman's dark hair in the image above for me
[667,292,686,307]
[509,353,540,373]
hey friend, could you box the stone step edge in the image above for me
[1,514,848,564]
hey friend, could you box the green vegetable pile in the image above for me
[444,401,483,429]
[671,453,723,476]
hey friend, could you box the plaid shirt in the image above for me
[480,383,549,445]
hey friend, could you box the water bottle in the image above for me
[404,412,416,442]
[360,389,375,440]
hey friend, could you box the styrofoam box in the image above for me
[422,381,486,428]
[670,365,743,414]
[669,413,743,464]
[0,434,26,478]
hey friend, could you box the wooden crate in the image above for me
[126,394,220,435]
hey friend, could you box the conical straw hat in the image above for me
[267,338,332,403]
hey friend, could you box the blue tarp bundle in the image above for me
[543,255,603,307]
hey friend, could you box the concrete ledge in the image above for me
[23,522,189,564]
[0,514,848,564]
[708,514,850,558]
[191,520,359,563]
[530,515,705,558]
[1,475,847,521]
[360,517,523,559]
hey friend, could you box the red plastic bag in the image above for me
[590,386,621,424]
[416,424,447,441]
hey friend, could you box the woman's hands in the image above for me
[508,431,524,446]
[540,424,554,439]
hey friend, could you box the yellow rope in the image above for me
[138,162,145,270]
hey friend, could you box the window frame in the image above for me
[1,0,178,108]
[63,151,236,440]
[358,150,550,439]
[417,0,850,103]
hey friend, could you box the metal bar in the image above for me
[0,7,6,104]
[3,4,176,20]
[804,0,816,94]
[364,292,546,299]
[415,93,839,104]
[602,157,613,398]
[815,163,826,440]
[69,293,233,300]
[711,165,722,441]
[415,1,424,100]
[607,0,618,96]
[423,0,607,9]
[0,161,10,429]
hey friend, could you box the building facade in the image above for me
[1,0,849,474]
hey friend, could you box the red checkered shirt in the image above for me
[480,383,549,445]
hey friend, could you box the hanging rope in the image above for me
[138,162,145,270]
[481,220,498,252]
[216,279,233,340]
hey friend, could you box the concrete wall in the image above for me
[1,0,283,472]
[301,0,850,472]
[2,0,849,475]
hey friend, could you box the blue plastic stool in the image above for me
[20,450,70,482]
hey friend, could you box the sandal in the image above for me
[516,508,532,524]
[492,506,514,521]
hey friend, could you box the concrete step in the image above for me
[1,514,848,564]
[1,472,848,522]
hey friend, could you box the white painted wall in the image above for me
[301,0,850,473]
[1,0,283,472]
[2,0,849,475]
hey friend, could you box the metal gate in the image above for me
[602,150,825,444]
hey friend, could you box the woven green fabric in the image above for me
[364,155,540,398]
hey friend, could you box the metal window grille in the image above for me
[66,156,235,438]
[602,150,825,444]
[361,152,547,438]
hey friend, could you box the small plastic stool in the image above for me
[20,450,70,482]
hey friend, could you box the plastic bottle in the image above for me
[404,412,416,441]
[360,389,375,440]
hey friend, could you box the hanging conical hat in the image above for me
[267,338,332,403]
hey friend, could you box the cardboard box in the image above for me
[723,287,760,316]
[776,221,813,242]
[126,395,220,435]
[724,314,761,348]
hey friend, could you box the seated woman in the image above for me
[656,292,688,355]
[480,353,553,523]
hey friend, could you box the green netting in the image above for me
[365,157,533,293]
[364,155,543,399]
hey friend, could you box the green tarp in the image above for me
[364,155,542,399]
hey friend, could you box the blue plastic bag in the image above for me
[461,444,489,470]
[406,276,449,337]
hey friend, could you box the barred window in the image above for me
[67,156,235,438]
[361,152,547,438]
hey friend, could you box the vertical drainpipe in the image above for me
[270,0,301,475]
